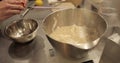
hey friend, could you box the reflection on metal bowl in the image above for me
[42,8,107,58]
[5,19,39,43]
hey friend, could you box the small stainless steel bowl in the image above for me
[5,19,39,43]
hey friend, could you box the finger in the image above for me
[4,0,27,7]
[4,0,24,5]
[6,9,21,15]
[7,3,25,10]
[21,0,28,7]
[0,10,21,21]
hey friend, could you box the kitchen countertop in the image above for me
[0,0,120,63]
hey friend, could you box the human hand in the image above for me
[0,0,28,22]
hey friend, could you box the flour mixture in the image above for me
[49,24,91,45]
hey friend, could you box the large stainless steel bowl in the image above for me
[42,8,107,58]
[5,19,39,43]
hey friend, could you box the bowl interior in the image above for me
[5,19,38,39]
[43,8,107,40]
[43,8,107,49]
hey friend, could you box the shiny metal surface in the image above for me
[5,19,39,43]
[43,8,107,58]
[99,38,120,63]
[48,0,84,7]
[65,0,84,7]
[0,0,120,63]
